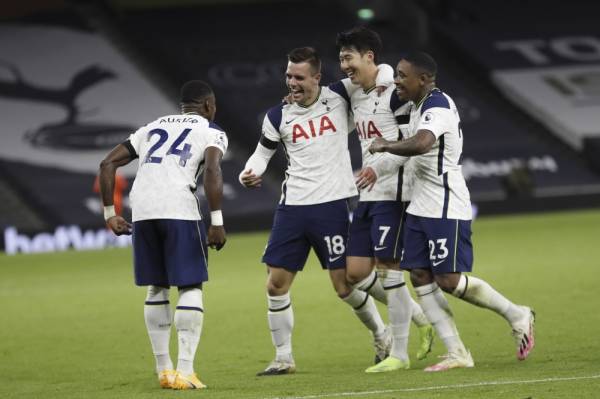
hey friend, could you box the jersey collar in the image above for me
[296,87,322,108]
[415,87,439,109]
[363,85,377,95]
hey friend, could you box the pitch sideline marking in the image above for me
[267,374,600,399]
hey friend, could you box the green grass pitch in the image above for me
[1,209,600,398]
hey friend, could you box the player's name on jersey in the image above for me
[158,117,200,124]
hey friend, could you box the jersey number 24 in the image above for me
[144,128,193,167]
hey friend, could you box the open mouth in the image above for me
[290,89,303,99]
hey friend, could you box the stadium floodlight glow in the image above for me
[357,8,375,21]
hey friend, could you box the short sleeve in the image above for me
[206,127,228,156]
[417,93,453,139]
[127,126,146,155]
[262,114,281,142]
[329,80,352,103]
[417,108,454,139]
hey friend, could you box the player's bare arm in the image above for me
[99,142,134,235]
[369,130,436,156]
[204,146,226,250]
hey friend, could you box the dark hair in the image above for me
[287,47,321,74]
[402,52,437,76]
[336,26,383,63]
[180,80,214,104]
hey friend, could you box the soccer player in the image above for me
[239,47,394,376]
[98,80,227,388]
[369,52,536,371]
[335,27,434,373]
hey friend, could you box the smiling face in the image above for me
[339,46,375,88]
[394,59,426,103]
[286,61,321,106]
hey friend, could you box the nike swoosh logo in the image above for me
[432,259,445,267]
[374,245,387,251]
[328,255,342,262]
[285,118,296,124]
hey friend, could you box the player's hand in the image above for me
[207,225,226,251]
[107,216,132,236]
[368,137,389,154]
[283,92,293,104]
[355,167,377,192]
[240,169,262,188]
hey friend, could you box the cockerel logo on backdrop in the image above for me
[0,61,132,150]
[0,25,176,174]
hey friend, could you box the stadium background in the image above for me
[1,1,599,398]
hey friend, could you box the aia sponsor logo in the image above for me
[291,116,337,143]
[356,120,382,139]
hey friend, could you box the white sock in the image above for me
[410,297,430,327]
[383,270,410,361]
[144,285,173,373]
[174,288,204,375]
[354,270,387,304]
[267,293,294,361]
[415,283,466,354]
[453,274,527,325]
[342,289,386,341]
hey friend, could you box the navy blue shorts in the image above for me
[347,201,408,260]
[262,199,350,271]
[400,214,473,274]
[132,219,209,286]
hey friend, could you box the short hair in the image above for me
[336,26,383,63]
[402,52,437,77]
[180,80,214,104]
[287,47,321,74]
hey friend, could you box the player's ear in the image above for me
[313,72,322,83]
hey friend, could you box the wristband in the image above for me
[210,210,224,226]
[103,205,116,221]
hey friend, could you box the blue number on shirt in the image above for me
[166,128,193,166]
[144,128,194,166]
[144,129,168,163]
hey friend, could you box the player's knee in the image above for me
[334,282,353,299]
[266,278,288,296]
[375,258,399,270]
[346,269,367,285]
[146,285,169,301]
[410,269,433,287]
[434,273,461,293]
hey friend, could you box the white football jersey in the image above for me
[407,89,472,220]
[261,84,358,205]
[127,114,228,222]
[345,83,413,202]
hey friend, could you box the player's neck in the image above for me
[414,85,436,106]
[297,87,321,107]
[360,65,378,91]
